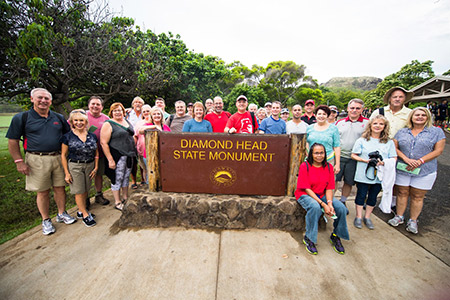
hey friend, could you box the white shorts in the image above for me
[395,172,437,190]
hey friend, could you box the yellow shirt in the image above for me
[370,105,412,138]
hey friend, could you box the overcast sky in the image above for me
[107,0,450,84]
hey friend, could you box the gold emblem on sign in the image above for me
[210,166,237,187]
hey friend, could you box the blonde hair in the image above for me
[149,106,164,124]
[407,107,433,129]
[108,102,126,117]
[192,101,205,118]
[69,109,88,129]
[361,114,390,144]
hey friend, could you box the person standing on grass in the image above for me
[86,96,110,207]
[61,110,98,227]
[6,88,76,235]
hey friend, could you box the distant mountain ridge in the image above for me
[323,76,382,91]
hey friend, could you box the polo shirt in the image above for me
[6,108,70,152]
[370,105,411,138]
[204,111,231,133]
[301,114,316,125]
[335,116,369,159]
[259,116,286,134]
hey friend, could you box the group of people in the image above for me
[6,87,446,257]
[295,87,446,255]
[427,100,449,128]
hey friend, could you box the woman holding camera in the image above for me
[351,115,397,229]
[388,107,445,234]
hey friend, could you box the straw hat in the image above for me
[383,86,414,104]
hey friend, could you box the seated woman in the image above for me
[182,102,212,132]
[295,143,349,255]
[388,107,446,234]
[306,105,341,174]
[61,109,98,227]
[351,115,397,230]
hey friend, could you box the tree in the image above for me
[259,61,316,105]
[364,60,435,108]
[288,88,324,107]
[1,0,173,115]
[224,84,269,113]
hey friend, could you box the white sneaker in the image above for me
[56,211,76,224]
[42,219,55,235]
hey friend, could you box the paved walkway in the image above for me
[1,189,449,300]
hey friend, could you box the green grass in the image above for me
[0,126,110,244]
[0,113,15,128]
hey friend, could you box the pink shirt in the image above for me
[87,111,109,156]
[134,120,171,158]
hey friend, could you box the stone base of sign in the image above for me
[118,192,311,231]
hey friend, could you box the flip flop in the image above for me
[131,183,138,189]
[114,203,123,211]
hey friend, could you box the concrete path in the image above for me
[1,192,449,300]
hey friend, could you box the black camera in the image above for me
[368,151,383,168]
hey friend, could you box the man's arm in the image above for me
[8,139,30,175]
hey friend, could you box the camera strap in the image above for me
[365,164,377,180]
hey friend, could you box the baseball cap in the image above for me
[281,108,289,114]
[305,99,315,106]
[329,105,338,112]
[236,95,248,102]
[187,102,193,107]
[264,102,272,107]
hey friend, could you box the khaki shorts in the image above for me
[137,155,146,171]
[68,161,95,194]
[25,153,65,192]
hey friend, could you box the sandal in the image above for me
[131,183,138,189]
[121,198,128,204]
[114,203,124,211]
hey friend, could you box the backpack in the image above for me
[20,110,68,143]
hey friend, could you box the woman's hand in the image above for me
[403,157,421,170]
[377,159,385,166]
[89,167,98,179]
[108,159,116,170]
[65,173,72,184]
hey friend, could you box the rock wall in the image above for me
[119,192,306,231]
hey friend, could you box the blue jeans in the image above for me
[355,182,382,207]
[297,195,349,244]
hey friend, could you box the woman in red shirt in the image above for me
[296,143,349,255]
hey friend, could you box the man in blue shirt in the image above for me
[6,88,76,235]
[258,101,286,134]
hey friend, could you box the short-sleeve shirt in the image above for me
[335,116,369,159]
[87,111,109,157]
[301,114,316,125]
[394,127,445,177]
[61,131,98,161]
[352,137,397,184]
[306,124,340,161]
[295,162,335,199]
[259,116,286,134]
[182,119,213,133]
[370,105,411,138]
[166,114,191,133]
[6,108,70,152]
[126,109,141,127]
[286,120,308,134]
[204,111,231,133]
[226,111,258,133]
